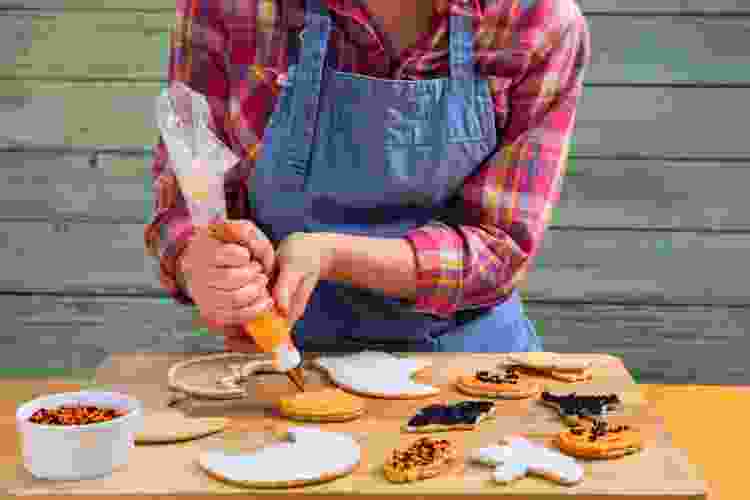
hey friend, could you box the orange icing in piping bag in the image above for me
[207,222,305,390]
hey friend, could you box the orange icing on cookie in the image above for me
[556,422,643,459]
[279,388,365,416]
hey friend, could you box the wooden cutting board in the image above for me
[5,352,707,499]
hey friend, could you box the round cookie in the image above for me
[135,410,228,444]
[556,420,643,459]
[279,388,366,423]
[455,368,541,399]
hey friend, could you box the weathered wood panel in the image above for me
[3,81,749,156]
[1,221,749,306]
[0,0,747,14]
[0,294,223,375]
[554,158,750,230]
[0,151,152,223]
[588,17,750,83]
[5,12,750,83]
[2,294,747,384]
[529,229,750,306]
[2,152,748,231]
[578,0,749,13]
[525,302,750,385]
[3,12,167,80]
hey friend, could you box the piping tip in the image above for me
[287,366,306,392]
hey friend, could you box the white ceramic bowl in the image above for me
[16,391,143,480]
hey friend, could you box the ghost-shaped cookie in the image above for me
[471,435,584,486]
[312,351,440,399]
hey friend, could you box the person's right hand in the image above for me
[178,220,276,332]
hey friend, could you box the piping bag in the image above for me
[156,82,305,392]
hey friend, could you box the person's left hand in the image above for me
[271,232,334,327]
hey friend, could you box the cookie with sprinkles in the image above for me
[557,419,643,459]
[455,367,542,399]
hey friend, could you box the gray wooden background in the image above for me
[2,0,748,384]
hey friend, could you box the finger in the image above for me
[289,273,318,325]
[213,243,252,267]
[203,262,265,291]
[204,274,269,309]
[208,295,275,327]
[223,221,275,275]
[221,324,249,339]
[224,333,262,353]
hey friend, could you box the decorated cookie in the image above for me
[471,435,584,485]
[556,419,643,459]
[167,353,278,400]
[198,427,361,488]
[383,437,457,483]
[455,367,542,399]
[312,351,439,399]
[541,391,622,426]
[402,401,495,433]
[501,353,593,382]
[279,388,366,423]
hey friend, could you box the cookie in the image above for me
[541,391,622,426]
[279,388,365,423]
[556,419,643,459]
[455,368,542,399]
[402,401,495,433]
[312,351,439,399]
[135,411,228,444]
[501,353,593,382]
[382,437,457,483]
[198,427,361,488]
[472,435,584,485]
[514,366,593,383]
[504,352,593,372]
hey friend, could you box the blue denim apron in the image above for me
[248,0,542,354]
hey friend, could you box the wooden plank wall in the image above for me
[1,1,748,384]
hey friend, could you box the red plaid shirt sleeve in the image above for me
[405,2,591,317]
[143,0,234,306]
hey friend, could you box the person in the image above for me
[145,0,590,354]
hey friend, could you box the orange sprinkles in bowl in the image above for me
[28,405,128,425]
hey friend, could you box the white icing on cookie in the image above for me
[198,427,360,484]
[471,436,584,485]
[313,351,439,398]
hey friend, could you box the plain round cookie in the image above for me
[135,411,229,444]
[279,388,366,422]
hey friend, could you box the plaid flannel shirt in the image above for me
[144,0,590,318]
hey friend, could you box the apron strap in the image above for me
[283,0,333,190]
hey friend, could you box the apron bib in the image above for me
[247,0,542,353]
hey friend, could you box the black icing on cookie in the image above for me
[573,419,632,442]
[542,392,621,418]
[475,369,520,385]
[407,401,495,427]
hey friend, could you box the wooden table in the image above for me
[1,353,739,499]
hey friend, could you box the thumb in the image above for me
[272,265,306,318]
[288,273,317,326]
